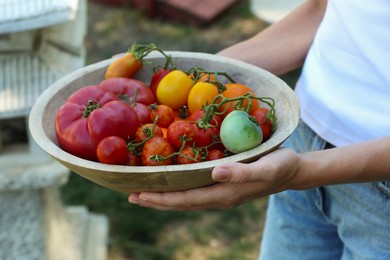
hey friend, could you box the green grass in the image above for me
[62,1,300,258]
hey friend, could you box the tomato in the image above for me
[192,123,220,148]
[142,136,175,166]
[220,110,263,154]
[156,70,193,109]
[206,149,224,161]
[55,85,139,161]
[126,150,142,166]
[160,127,168,139]
[189,72,215,82]
[105,53,142,79]
[187,82,219,114]
[132,102,151,125]
[135,123,163,142]
[149,68,171,99]
[177,146,202,165]
[105,43,159,79]
[99,77,156,105]
[218,83,259,116]
[188,110,223,128]
[149,104,175,128]
[96,136,128,165]
[251,107,274,142]
[167,121,196,149]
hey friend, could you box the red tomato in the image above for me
[96,136,128,165]
[188,110,223,129]
[149,104,175,128]
[206,149,224,161]
[192,123,220,148]
[135,124,163,142]
[177,146,202,165]
[126,150,142,166]
[132,102,151,125]
[167,121,196,149]
[142,137,175,166]
[55,85,139,161]
[218,83,259,116]
[99,77,156,105]
[251,107,274,142]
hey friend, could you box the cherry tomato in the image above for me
[135,124,163,142]
[206,149,224,161]
[218,83,259,116]
[189,72,215,82]
[220,110,263,154]
[192,123,220,148]
[177,146,202,165]
[96,136,128,165]
[251,107,274,142]
[156,70,193,109]
[149,104,175,128]
[126,150,142,166]
[167,121,196,149]
[142,137,175,166]
[187,82,219,114]
[188,110,223,128]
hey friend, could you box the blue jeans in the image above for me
[259,121,390,260]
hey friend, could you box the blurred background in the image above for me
[0,0,301,259]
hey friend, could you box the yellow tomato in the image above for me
[156,70,193,109]
[187,82,219,114]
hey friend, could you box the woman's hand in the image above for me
[128,148,301,211]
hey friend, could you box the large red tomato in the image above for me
[99,77,156,105]
[55,85,139,161]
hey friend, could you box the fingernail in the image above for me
[213,168,229,181]
[128,194,139,204]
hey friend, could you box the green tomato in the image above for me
[220,110,263,154]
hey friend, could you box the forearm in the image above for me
[294,137,390,190]
[218,0,327,75]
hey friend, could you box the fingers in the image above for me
[128,183,244,211]
[212,148,297,184]
[212,160,270,183]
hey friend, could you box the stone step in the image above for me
[65,206,109,260]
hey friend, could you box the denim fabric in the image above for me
[259,121,390,260]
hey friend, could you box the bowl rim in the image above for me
[29,51,300,174]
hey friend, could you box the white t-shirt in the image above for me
[295,0,390,147]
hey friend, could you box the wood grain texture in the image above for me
[29,51,300,194]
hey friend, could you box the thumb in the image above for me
[212,161,262,183]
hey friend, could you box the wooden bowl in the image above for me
[29,51,300,194]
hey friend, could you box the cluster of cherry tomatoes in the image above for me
[55,43,277,166]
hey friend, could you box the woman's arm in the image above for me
[128,137,390,211]
[219,0,327,75]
